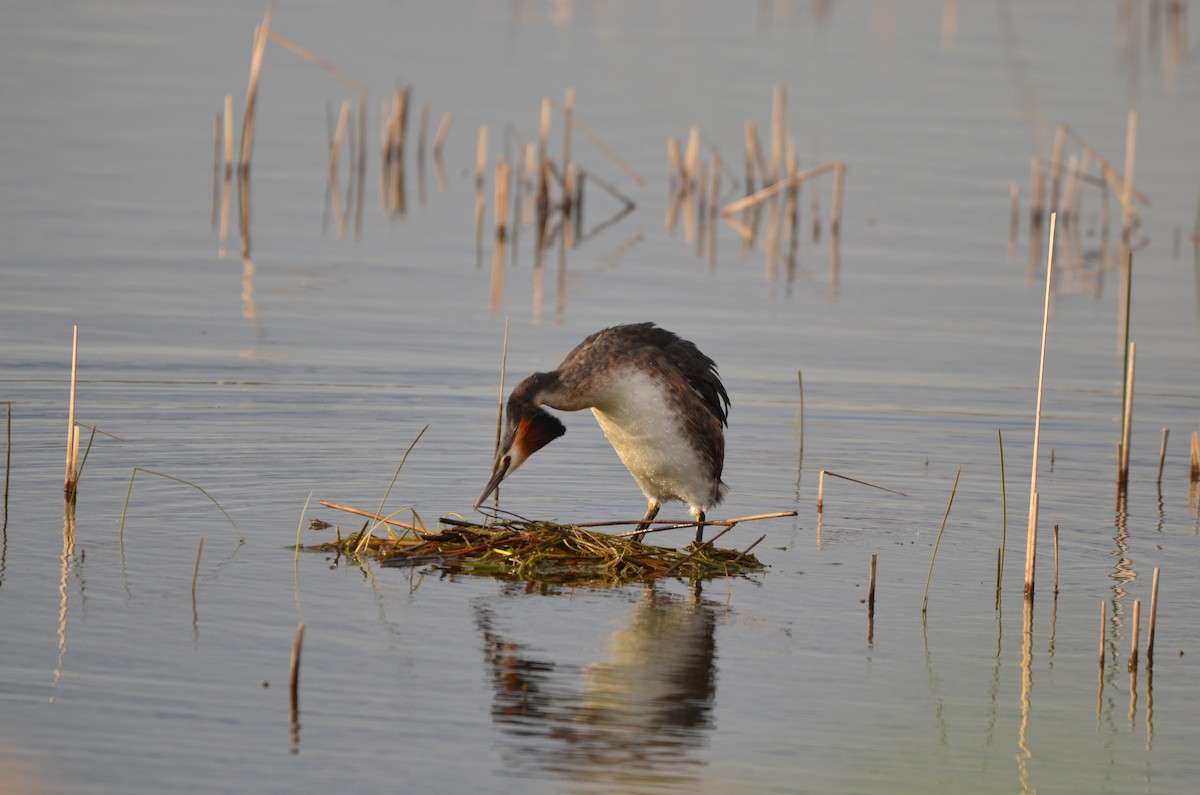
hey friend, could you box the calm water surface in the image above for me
[3,2,1200,793]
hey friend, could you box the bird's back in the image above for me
[548,323,729,512]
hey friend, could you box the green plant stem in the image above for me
[923,468,962,614]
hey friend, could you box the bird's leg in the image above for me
[632,501,660,543]
[694,511,706,544]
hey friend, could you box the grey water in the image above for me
[3,2,1200,792]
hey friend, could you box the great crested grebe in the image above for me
[473,323,729,542]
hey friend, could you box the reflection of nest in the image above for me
[302,501,787,585]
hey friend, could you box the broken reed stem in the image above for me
[1119,341,1137,486]
[495,158,511,241]
[1128,598,1141,670]
[289,621,305,713]
[320,500,428,535]
[561,87,574,174]
[1144,567,1166,672]
[432,112,452,158]
[816,470,906,518]
[770,84,785,183]
[661,523,739,576]
[1026,212,1057,597]
[922,468,961,613]
[191,536,205,595]
[1191,431,1200,481]
[1100,600,1107,666]
[1120,247,1133,437]
[238,2,275,174]
[552,100,644,187]
[265,30,366,93]
[1147,567,1160,666]
[721,161,840,216]
[1157,427,1169,484]
[831,161,845,235]
[868,553,877,613]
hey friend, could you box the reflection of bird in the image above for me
[474,323,729,541]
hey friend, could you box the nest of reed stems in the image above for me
[302,506,774,586]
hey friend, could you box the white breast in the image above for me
[589,369,714,513]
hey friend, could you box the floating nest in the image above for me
[301,502,790,586]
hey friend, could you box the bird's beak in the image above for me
[473,455,511,510]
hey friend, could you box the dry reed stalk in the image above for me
[1025,213,1057,596]
[1129,598,1141,670]
[1147,567,1160,666]
[743,121,759,191]
[1157,427,1169,483]
[319,500,428,535]
[563,161,579,218]
[432,112,452,158]
[1121,110,1137,241]
[684,127,700,188]
[289,622,305,713]
[238,2,275,175]
[553,101,645,187]
[265,30,364,92]
[561,87,574,172]
[474,125,489,241]
[815,470,905,518]
[1190,431,1199,481]
[495,158,511,242]
[1061,125,1150,206]
[587,510,795,533]
[219,94,234,243]
[745,121,766,187]
[770,84,785,183]
[191,536,205,596]
[328,101,352,234]
[211,112,221,227]
[1100,600,1107,665]
[64,325,79,499]
[721,161,839,216]
[1118,341,1136,486]
[868,553,877,613]
[667,137,682,189]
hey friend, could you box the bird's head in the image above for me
[474,375,566,510]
